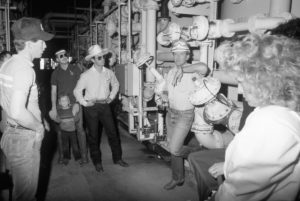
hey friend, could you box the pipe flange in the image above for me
[278,12,293,21]
[248,14,266,33]
[182,0,196,7]
[171,0,183,7]
[208,20,222,39]
[220,19,235,38]
[190,16,209,41]
[157,32,172,46]
[168,22,181,41]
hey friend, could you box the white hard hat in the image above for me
[171,40,190,53]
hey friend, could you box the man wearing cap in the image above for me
[50,49,88,165]
[0,17,53,201]
[74,44,128,172]
[162,39,209,190]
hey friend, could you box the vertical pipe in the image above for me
[141,9,147,54]
[138,8,148,138]
[145,1,157,82]
[269,0,291,17]
[76,25,79,59]
[95,23,98,45]
[5,0,10,51]
[127,0,132,61]
[199,44,208,64]
[138,65,144,136]
[90,0,93,45]
[103,0,111,48]
[208,0,218,72]
[74,0,80,60]
[118,0,121,64]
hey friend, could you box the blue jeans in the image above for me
[0,127,42,201]
[166,108,194,181]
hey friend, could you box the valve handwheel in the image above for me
[136,53,154,69]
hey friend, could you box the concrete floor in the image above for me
[0,125,198,201]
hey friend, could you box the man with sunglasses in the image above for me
[50,49,88,165]
[74,44,129,173]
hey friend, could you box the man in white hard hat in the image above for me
[163,39,209,190]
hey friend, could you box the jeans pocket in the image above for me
[6,136,34,158]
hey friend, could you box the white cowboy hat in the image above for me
[85,44,109,61]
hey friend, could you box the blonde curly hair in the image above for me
[215,34,300,111]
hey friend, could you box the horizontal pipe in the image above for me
[0,6,16,10]
[43,12,89,23]
[157,50,200,62]
[74,7,102,12]
[49,19,86,24]
[54,35,73,39]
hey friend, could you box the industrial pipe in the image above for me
[168,0,210,16]
[103,0,111,48]
[269,0,291,17]
[145,0,159,82]
[157,50,201,62]
[43,12,89,23]
[141,9,147,54]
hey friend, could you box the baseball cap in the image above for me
[11,17,54,41]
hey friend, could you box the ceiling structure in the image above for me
[27,0,104,55]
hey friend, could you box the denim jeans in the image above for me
[84,103,122,165]
[0,127,42,201]
[166,108,194,181]
[74,107,88,160]
[61,130,81,160]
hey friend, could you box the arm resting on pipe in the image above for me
[183,62,209,76]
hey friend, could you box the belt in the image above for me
[7,123,31,130]
[168,107,194,114]
[94,99,107,104]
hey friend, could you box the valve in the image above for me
[135,52,154,69]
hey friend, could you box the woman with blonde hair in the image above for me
[213,34,300,201]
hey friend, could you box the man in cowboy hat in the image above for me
[0,17,53,201]
[74,44,128,172]
[50,49,88,165]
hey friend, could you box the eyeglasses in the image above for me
[94,56,103,60]
[58,54,67,59]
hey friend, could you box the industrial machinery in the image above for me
[2,0,299,152]
[100,0,299,152]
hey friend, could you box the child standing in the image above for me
[55,94,81,165]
